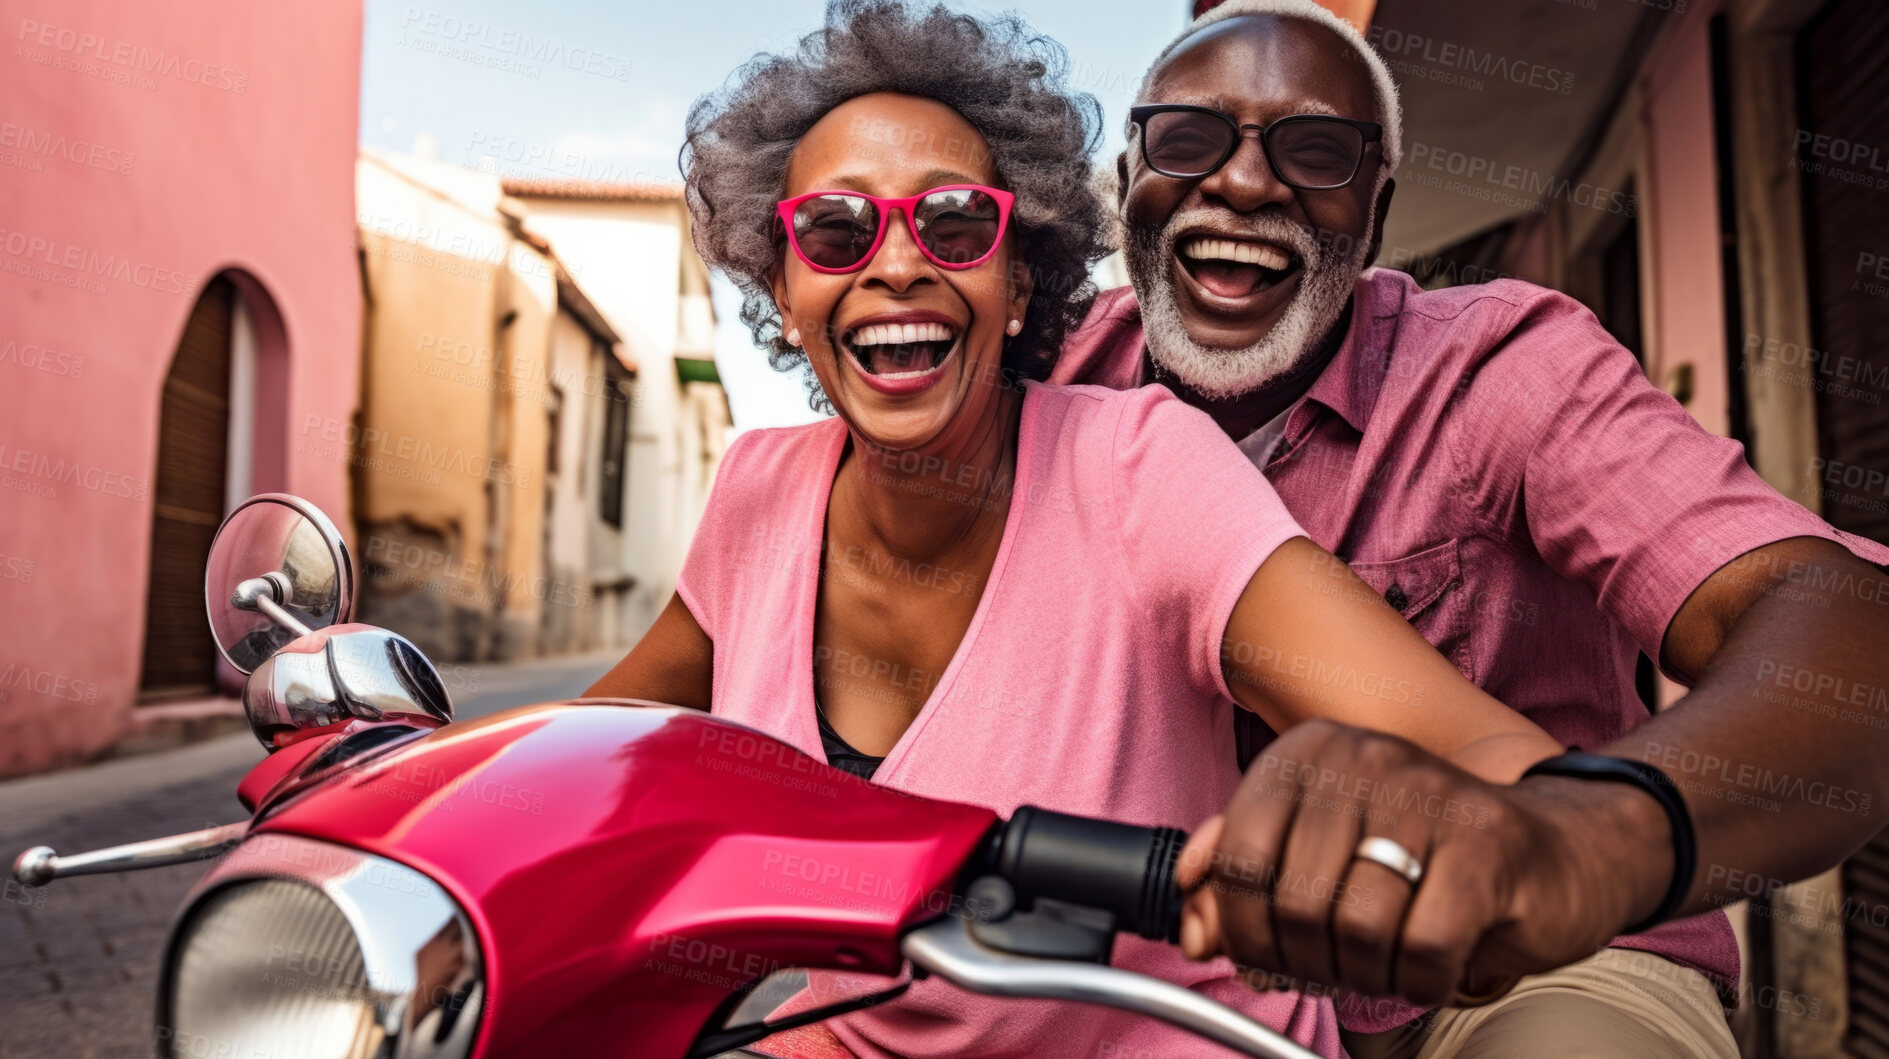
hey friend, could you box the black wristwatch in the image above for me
[1521,751,1697,935]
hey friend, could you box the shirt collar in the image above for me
[1291,268,1399,437]
[1121,267,1402,440]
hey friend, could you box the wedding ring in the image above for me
[1354,836,1424,886]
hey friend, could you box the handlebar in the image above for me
[987,806,1189,942]
[986,805,1522,1013]
[916,807,1326,1058]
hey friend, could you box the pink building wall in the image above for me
[0,2,363,775]
[1640,5,1732,440]
[1632,5,1733,711]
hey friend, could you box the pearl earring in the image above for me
[786,328,801,346]
[1005,319,1022,336]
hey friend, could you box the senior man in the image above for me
[1054,1,1889,1055]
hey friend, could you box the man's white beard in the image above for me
[1124,206,1372,400]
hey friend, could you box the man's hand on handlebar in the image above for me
[1175,720,1669,1008]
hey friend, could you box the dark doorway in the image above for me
[1597,206,1645,368]
[139,277,235,701]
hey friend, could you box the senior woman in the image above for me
[588,2,1563,1056]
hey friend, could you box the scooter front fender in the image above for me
[245,703,997,1058]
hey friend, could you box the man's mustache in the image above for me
[1159,208,1324,269]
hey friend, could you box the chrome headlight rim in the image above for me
[157,834,485,1059]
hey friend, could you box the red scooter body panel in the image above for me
[248,703,998,1058]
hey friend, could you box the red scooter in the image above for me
[13,495,1322,1059]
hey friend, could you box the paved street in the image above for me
[0,649,624,1059]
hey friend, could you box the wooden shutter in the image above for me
[139,277,234,701]
[599,353,632,529]
[1801,0,1889,546]
[1800,1,1889,1052]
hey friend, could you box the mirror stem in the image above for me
[234,575,314,637]
[254,593,314,638]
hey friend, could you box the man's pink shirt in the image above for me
[1052,268,1889,1030]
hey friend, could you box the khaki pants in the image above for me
[1340,948,1738,1059]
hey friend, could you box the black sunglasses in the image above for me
[1128,104,1383,189]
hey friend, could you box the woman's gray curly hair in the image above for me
[682,0,1108,410]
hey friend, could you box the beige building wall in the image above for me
[504,186,730,643]
[678,379,734,544]
[584,352,636,649]
[546,310,596,632]
[354,150,558,661]
[351,163,720,660]
[356,154,503,661]
[493,245,557,659]
[543,305,627,653]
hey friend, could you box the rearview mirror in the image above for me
[204,493,355,675]
[205,494,451,750]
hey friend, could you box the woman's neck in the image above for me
[833,384,1023,567]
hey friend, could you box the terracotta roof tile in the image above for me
[500,176,684,202]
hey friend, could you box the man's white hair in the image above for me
[1135,0,1403,176]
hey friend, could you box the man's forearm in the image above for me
[1571,546,1889,926]
[1183,545,1889,998]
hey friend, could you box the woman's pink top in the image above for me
[677,381,1341,1058]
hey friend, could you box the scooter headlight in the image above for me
[167,879,379,1057]
[158,836,484,1059]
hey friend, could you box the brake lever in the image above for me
[899,913,1325,1059]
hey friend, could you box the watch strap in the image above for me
[1521,751,1697,935]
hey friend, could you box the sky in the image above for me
[358,0,1185,430]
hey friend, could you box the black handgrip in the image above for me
[992,806,1189,942]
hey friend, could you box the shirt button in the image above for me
[1384,583,1409,611]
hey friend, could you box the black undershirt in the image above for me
[815,707,885,780]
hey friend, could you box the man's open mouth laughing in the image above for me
[1174,234,1305,313]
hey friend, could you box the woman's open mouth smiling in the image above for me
[841,315,963,396]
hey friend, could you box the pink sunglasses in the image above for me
[775,184,1016,274]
